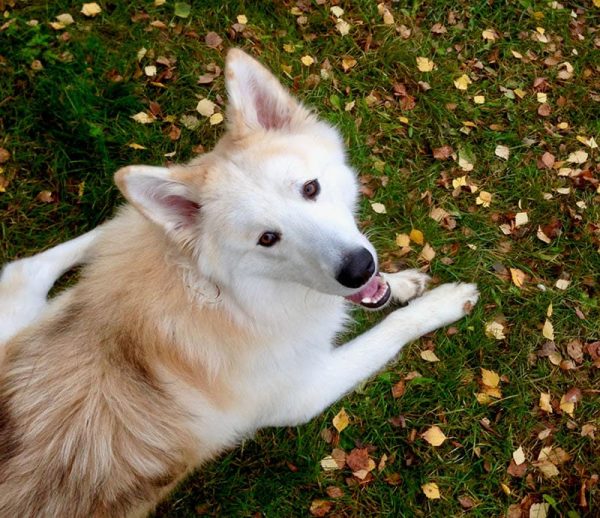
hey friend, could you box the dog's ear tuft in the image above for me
[115,165,200,235]
[225,48,311,134]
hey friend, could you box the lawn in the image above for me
[0,1,598,516]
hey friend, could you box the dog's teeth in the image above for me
[362,297,372,304]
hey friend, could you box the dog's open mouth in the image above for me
[344,273,391,309]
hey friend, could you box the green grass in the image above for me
[1,1,599,516]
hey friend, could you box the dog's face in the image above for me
[116,49,391,309]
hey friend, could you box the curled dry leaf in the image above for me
[485,321,506,340]
[481,368,500,388]
[539,393,553,413]
[432,145,453,160]
[420,243,435,262]
[409,229,424,245]
[509,268,526,288]
[542,319,554,341]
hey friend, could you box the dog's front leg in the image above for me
[266,282,478,427]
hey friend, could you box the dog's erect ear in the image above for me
[225,48,311,134]
[115,165,200,235]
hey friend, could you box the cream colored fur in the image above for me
[0,49,478,517]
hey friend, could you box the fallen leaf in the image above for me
[422,482,441,499]
[482,28,498,40]
[416,57,434,72]
[144,65,157,77]
[332,408,349,433]
[81,3,102,17]
[529,502,550,518]
[495,145,510,160]
[320,456,340,471]
[432,145,453,160]
[409,229,424,245]
[371,202,386,214]
[481,368,500,388]
[474,95,485,104]
[539,151,555,169]
[174,2,191,18]
[420,350,440,362]
[205,32,223,48]
[509,268,526,288]
[537,104,551,116]
[507,458,528,477]
[180,114,200,130]
[500,482,511,495]
[542,319,554,340]
[395,233,410,247]
[301,55,315,66]
[458,495,476,509]
[485,321,506,340]
[309,499,333,517]
[539,393,553,413]
[420,243,436,262]
[326,486,343,499]
[560,387,582,417]
[196,98,216,117]
[391,380,405,398]
[567,150,588,164]
[421,426,447,446]
[341,56,357,72]
[236,14,248,24]
[36,190,53,203]
[515,212,529,227]
[128,143,147,150]
[336,19,351,36]
[513,446,526,465]
[131,112,155,124]
[377,3,394,25]
[534,460,559,478]
[458,154,474,171]
[581,423,597,439]
[330,6,344,17]
[0,148,10,164]
[454,74,472,90]
[476,191,492,207]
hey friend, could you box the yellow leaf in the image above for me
[320,455,341,471]
[409,229,424,245]
[509,268,526,288]
[453,176,468,189]
[542,319,554,340]
[559,394,576,417]
[481,368,500,388]
[300,55,315,67]
[476,392,493,404]
[283,43,295,53]
[336,19,351,36]
[567,150,588,164]
[395,233,410,247]
[416,57,435,72]
[398,116,409,124]
[546,303,553,318]
[128,143,147,150]
[420,350,440,362]
[458,155,474,171]
[555,279,570,290]
[209,113,224,125]
[237,14,248,24]
[81,2,102,17]
[500,482,511,495]
[476,191,492,207]
[421,426,447,446]
[144,65,157,77]
[534,460,559,478]
[454,74,472,90]
[341,56,357,72]
[513,446,526,465]
[332,408,350,432]
[511,50,523,59]
[422,482,441,500]
[537,92,548,103]
[474,95,485,104]
[514,88,527,99]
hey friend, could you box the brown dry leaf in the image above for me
[560,387,582,417]
[385,472,402,485]
[539,393,553,413]
[332,408,349,433]
[581,423,597,439]
[538,103,551,116]
[341,56,357,72]
[309,499,333,517]
[420,350,440,362]
[537,226,552,244]
[458,495,476,509]
[509,268,526,288]
[205,32,223,48]
[421,426,447,446]
[566,339,584,363]
[422,482,441,500]
[36,190,54,203]
[431,23,447,34]
[346,448,375,478]
[539,151,555,169]
[0,148,10,164]
[409,229,424,245]
[507,459,528,478]
[391,380,405,398]
[326,486,343,499]
[538,446,570,465]
[377,3,394,25]
[432,145,454,160]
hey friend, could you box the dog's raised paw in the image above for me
[382,270,431,304]
[409,282,479,327]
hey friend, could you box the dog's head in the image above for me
[115,49,390,309]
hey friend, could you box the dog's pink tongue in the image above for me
[345,275,380,304]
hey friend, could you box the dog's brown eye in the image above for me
[302,179,320,200]
[258,231,281,247]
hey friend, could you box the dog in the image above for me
[0,48,478,517]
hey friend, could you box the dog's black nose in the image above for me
[336,247,375,289]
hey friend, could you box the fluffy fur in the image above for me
[0,49,478,517]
